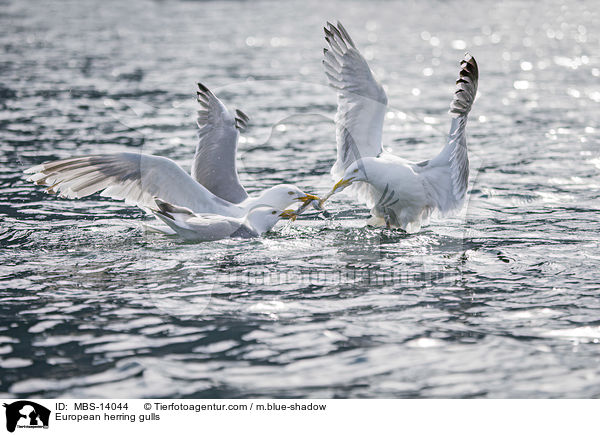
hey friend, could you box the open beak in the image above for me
[320,177,355,206]
[279,209,297,221]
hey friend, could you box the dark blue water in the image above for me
[1,0,599,398]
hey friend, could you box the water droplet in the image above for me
[451,40,466,50]
[520,61,533,71]
[513,80,529,90]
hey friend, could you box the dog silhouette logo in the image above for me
[3,401,50,433]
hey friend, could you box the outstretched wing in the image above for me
[25,153,236,214]
[323,21,388,179]
[193,82,248,204]
[417,54,479,213]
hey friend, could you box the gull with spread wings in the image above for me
[25,83,320,225]
[320,21,478,233]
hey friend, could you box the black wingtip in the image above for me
[323,20,356,49]
[235,109,249,122]
[449,53,478,116]
[460,54,478,78]
[329,23,343,40]
[197,82,210,93]
[234,109,249,131]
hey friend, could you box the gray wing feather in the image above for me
[25,153,236,214]
[193,83,248,204]
[418,54,478,213]
[323,21,388,179]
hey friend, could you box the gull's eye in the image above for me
[271,210,277,215]
[353,169,359,173]
[288,191,294,195]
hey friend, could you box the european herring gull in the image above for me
[320,21,478,232]
[151,198,296,241]
[25,83,320,220]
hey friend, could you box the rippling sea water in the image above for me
[1,0,599,398]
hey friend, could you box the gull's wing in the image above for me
[323,21,388,179]
[25,153,237,215]
[152,198,246,241]
[193,82,248,204]
[417,54,479,213]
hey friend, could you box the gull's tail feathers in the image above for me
[150,197,196,236]
[152,197,194,222]
[449,54,478,118]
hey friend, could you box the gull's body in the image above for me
[322,22,478,232]
[152,198,291,242]
[25,83,318,219]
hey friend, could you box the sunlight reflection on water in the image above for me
[1,0,599,398]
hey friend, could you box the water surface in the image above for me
[1,0,600,398]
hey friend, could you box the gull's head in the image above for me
[341,161,369,184]
[245,206,292,234]
[259,184,321,210]
[320,161,368,206]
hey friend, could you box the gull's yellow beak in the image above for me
[296,193,320,203]
[279,209,297,221]
[332,177,355,192]
[319,177,355,207]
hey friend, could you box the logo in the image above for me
[3,401,50,433]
